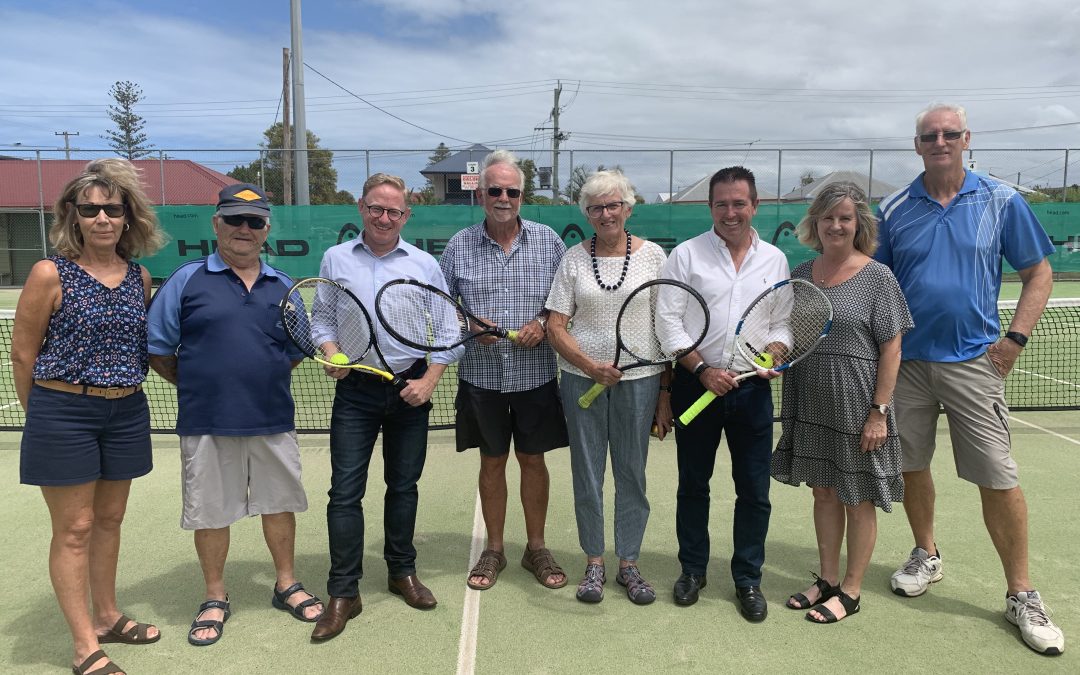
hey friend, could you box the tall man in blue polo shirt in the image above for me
[148,184,323,647]
[310,173,455,642]
[876,104,1063,655]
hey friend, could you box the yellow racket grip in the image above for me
[506,329,519,342]
[578,382,606,409]
[676,390,717,428]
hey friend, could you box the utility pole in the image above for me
[290,0,310,205]
[534,80,568,202]
[552,81,562,203]
[282,47,292,205]
[54,131,79,159]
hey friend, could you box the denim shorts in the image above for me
[20,384,153,486]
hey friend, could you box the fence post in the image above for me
[669,150,674,198]
[1063,149,1070,202]
[259,149,266,192]
[365,150,370,180]
[159,150,166,205]
[36,151,47,258]
[868,149,874,202]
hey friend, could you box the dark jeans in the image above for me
[672,367,773,587]
[326,368,430,597]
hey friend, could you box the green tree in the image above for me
[518,158,540,204]
[103,80,154,159]
[228,123,354,205]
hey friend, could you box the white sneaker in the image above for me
[1005,590,1065,655]
[890,546,943,597]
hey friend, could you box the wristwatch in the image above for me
[870,402,889,415]
[535,314,548,331]
[1004,331,1028,348]
[659,385,672,393]
[692,361,709,376]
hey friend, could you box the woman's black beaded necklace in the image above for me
[591,229,632,291]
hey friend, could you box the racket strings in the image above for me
[740,283,831,367]
[378,283,467,350]
[620,284,702,363]
[286,281,374,365]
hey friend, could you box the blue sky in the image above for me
[2,0,1078,194]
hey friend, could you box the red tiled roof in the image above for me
[0,158,238,208]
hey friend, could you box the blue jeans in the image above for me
[672,367,773,587]
[326,371,429,597]
[560,371,657,561]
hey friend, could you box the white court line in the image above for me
[1014,368,1080,390]
[0,400,20,411]
[1010,415,1080,446]
[456,490,485,675]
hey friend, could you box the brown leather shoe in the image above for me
[310,596,362,641]
[388,574,437,609]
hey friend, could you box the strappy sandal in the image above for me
[806,589,861,624]
[97,614,160,644]
[616,565,656,605]
[467,549,507,590]
[188,596,231,646]
[787,572,837,610]
[576,563,606,603]
[272,582,324,622]
[521,546,567,589]
[72,650,124,675]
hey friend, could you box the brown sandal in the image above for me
[72,650,124,675]
[97,614,161,645]
[521,546,567,589]
[467,549,507,590]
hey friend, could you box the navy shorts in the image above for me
[455,378,569,456]
[20,384,153,486]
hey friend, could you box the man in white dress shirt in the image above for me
[657,166,789,622]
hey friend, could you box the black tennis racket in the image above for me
[280,277,406,390]
[677,278,831,427]
[375,279,518,351]
[578,279,709,409]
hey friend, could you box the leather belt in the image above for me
[347,358,427,385]
[34,379,143,399]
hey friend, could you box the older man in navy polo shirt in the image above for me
[148,184,323,647]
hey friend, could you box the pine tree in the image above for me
[102,81,154,159]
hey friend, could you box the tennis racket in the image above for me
[676,278,832,427]
[375,279,518,351]
[280,277,406,390]
[578,279,709,409]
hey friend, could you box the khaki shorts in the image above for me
[179,432,308,530]
[894,355,1017,489]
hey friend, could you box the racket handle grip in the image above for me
[578,382,606,409]
[676,390,717,428]
[505,329,519,342]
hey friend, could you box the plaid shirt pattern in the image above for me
[441,219,566,392]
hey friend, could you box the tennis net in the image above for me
[1,299,1077,433]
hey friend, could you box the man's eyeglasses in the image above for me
[585,201,627,218]
[363,203,406,221]
[486,187,522,199]
[74,203,126,218]
[917,130,966,144]
[221,214,267,229]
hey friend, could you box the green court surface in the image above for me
[2,412,1077,673]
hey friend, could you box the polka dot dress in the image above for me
[771,259,913,511]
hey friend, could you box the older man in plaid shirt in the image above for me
[440,149,570,592]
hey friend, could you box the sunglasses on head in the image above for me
[917,130,966,144]
[486,187,521,198]
[74,203,126,218]
[221,214,267,229]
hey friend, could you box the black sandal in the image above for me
[272,582,324,622]
[188,596,231,646]
[72,650,123,675]
[806,589,861,624]
[786,572,837,610]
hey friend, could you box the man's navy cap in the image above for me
[217,183,271,217]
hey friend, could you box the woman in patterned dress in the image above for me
[545,170,671,605]
[12,159,166,674]
[770,182,912,623]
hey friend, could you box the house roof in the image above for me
[0,158,239,208]
[670,174,778,203]
[419,144,493,176]
[780,170,899,201]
